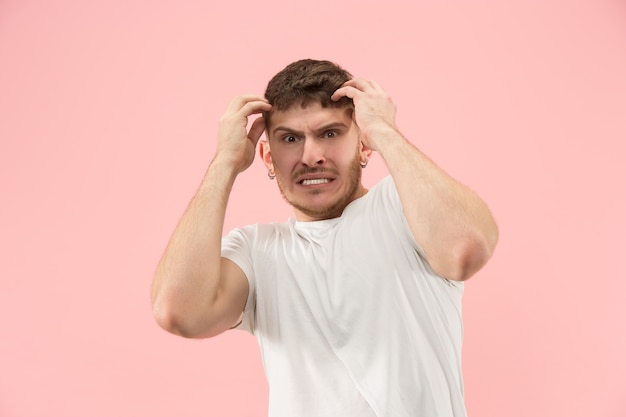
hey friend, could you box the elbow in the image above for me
[152,298,214,339]
[152,303,193,338]
[445,228,498,282]
[151,268,222,339]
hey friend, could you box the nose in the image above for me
[301,137,326,166]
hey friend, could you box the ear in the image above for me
[359,141,373,164]
[259,139,273,170]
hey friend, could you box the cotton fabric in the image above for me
[222,176,467,417]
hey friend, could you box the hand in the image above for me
[215,95,272,173]
[331,79,398,152]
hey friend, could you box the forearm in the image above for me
[151,158,238,335]
[377,127,498,281]
[331,78,497,280]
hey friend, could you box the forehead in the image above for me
[267,103,352,133]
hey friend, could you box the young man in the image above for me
[152,59,498,417]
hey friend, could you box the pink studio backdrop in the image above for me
[1,0,625,416]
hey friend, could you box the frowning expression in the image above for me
[260,103,370,221]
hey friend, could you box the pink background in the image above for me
[1,0,625,416]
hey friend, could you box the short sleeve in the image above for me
[221,227,256,334]
[378,176,464,289]
[376,176,428,260]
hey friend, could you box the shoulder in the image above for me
[222,220,294,246]
[353,175,401,213]
[221,220,293,283]
[374,175,400,198]
[354,176,430,257]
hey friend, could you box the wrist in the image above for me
[364,123,402,154]
[203,155,241,186]
[211,151,249,174]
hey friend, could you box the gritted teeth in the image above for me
[301,178,331,185]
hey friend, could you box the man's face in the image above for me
[261,103,369,221]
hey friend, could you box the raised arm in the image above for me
[332,80,498,281]
[151,95,271,338]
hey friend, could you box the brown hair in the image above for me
[264,59,353,125]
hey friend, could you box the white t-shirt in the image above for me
[222,176,467,417]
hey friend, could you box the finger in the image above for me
[239,100,272,118]
[331,85,363,101]
[331,78,380,101]
[248,116,267,146]
[342,79,386,96]
[226,94,269,113]
[343,78,377,91]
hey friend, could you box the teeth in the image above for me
[301,178,330,185]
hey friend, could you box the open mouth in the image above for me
[300,178,332,186]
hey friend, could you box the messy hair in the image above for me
[264,59,353,125]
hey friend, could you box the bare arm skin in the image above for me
[332,80,498,281]
[151,96,271,338]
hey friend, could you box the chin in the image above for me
[291,191,357,220]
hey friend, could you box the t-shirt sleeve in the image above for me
[377,175,429,260]
[221,227,256,334]
[378,175,463,288]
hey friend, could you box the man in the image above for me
[152,59,498,416]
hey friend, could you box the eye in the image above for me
[323,130,338,139]
[282,135,298,143]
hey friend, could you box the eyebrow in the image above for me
[272,122,349,137]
